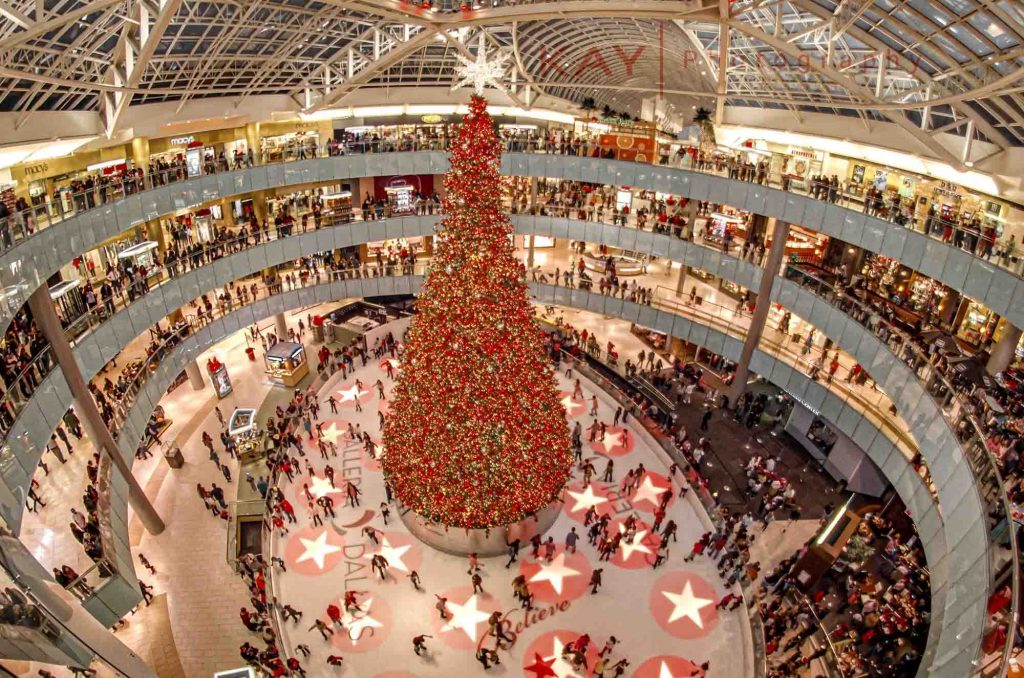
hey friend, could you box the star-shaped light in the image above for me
[341,596,384,643]
[308,474,342,501]
[528,553,581,595]
[338,384,369,402]
[441,594,492,643]
[296,531,342,570]
[453,34,510,95]
[366,535,411,573]
[633,474,670,506]
[596,430,624,453]
[560,395,585,417]
[662,581,714,628]
[617,526,653,561]
[566,485,609,513]
[319,421,348,441]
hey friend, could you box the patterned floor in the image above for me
[268,319,753,677]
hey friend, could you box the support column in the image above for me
[675,262,688,295]
[274,312,288,339]
[27,287,165,535]
[184,360,205,391]
[245,122,260,162]
[527,177,538,269]
[130,137,150,172]
[686,199,699,239]
[987,322,1022,375]
[728,219,792,403]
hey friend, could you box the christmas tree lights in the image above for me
[382,95,572,529]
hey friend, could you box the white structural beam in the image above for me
[784,0,1008,152]
[832,0,874,41]
[728,19,966,168]
[325,0,715,27]
[304,26,436,113]
[99,0,183,137]
[0,0,123,52]
[0,1,31,28]
[715,0,730,124]
[962,119,975,164]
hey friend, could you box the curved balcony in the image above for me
[94,271,942,668]
[0,213,1005,674]
[1,147,1022,346]
[0,205,1007,675]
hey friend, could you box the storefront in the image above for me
[785,225,828,264]
[574,118,657,162]
[955,300,997,348]
[703,211,744,250]
[259,121,328,162]
[117,241,160,274]
[367,237,430,262]
[50,280,89,331]
[148,129,247,176]
[322,191,353,223]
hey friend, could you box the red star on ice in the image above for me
[525,652,558,678]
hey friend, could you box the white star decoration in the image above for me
[617,525,653,561]
[633,474,669,506]
[596,429,624,453]
[441,594,492,643]
[662,580,714,628]
[308,474,341,501]
[453,34,510,95]
[528,553,581,595]
[560,395,584,416]
[338,384,368,402]
[341,596,383,643]
[566,485,608,513]
[366,535,411,573]
[295,531,342,570]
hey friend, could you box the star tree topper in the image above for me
[453,34,510,95]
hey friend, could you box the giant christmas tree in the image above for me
[381,96,572,530]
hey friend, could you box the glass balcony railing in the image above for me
[1,139,1020,278]
[781,264,1019,677]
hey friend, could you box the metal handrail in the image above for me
[1,138,1020,276]
[782,263,1020,676]
[558,346,768,677]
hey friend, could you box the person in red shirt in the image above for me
[327,603,344,628]
[344,590,364,612]
[279,498,296,524]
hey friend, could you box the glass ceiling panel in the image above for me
[967,13,1019,49]
[937,0,975,16]
[931,31,970,61]
[948,24,994,56]
[909,0,952,26]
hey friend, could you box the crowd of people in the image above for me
[760,509,930,677]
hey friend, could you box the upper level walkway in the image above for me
[1,144,1022,343]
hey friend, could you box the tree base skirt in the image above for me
[397,499,563,557]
